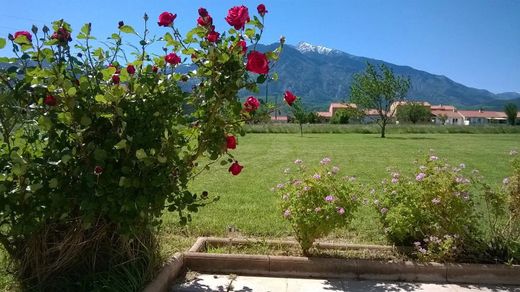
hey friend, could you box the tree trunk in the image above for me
[380,121,386,138]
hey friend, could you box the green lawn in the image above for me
[162,133,520,243]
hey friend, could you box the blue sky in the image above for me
[1,0,519,93]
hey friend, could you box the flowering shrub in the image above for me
[373,155,481,262]
[0,5,281,289]
[276,158,361,254]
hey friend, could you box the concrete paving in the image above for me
[171,273,520,292]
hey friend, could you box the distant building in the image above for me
[270,115,288,123]
[458,110,511,125]
[430,105,464,125]
[317,103,358,122]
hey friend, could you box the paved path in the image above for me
[171,273,520,292]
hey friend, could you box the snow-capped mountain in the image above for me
[296,42,340,55]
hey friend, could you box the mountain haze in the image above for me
[254,42,519,110]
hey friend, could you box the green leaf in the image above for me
[157,156,167,163]
[95,94,108,104]
[245,28,256,40]
[114,139,127,150]
[38,116,53,131]
[49,178,59,188]
[80,115,91,126]
[61,154,72,164]
[136,149,147,160]
[119,25,136,34]
[256,75,267,84]
[80,23,91,35]
[0,38,6,49]
[67,87,77,96]
[271,72,279,81]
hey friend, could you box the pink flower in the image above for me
[313,173,321,180]
[320,157,331,165]
[429,155,439,161]
[416,173,426,181]
[331,166,340,174]
[294,159,303,164]
[380,207,388,214]
[391,178,399,184]
[225,5,250,30]
[325,195,334,202]
[431,197,441,205]
[283,209,291,218]
[503,177,510,185]
[337,207,345,215]
[314,207,321,212]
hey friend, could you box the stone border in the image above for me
[143,252,184,292]
[144,237,520,291]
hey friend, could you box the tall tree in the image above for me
[396,103,431,124]
[505,103,518,126]
[349,63,410,138]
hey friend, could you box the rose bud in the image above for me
[44,95,57,106]
[126,64,136,75]
[228,161,243,175]
[226,135,237,149]
[111,74,120,84]
[198,7,209,17]
[14,31,32,42]
[257,4,268,17]
[284,91,297,106]
[207,30,220,43]
[118,21,124,28]
[243,96,260,112]
[94,166,103,175]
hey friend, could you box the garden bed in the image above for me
[144,237,520,292]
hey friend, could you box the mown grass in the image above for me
[2,133,519,290]
[245,123,520,134]
[162,133,519,245]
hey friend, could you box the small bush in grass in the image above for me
[373,155,481,262]
[275,158,361,254]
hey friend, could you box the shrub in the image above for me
[373,155,481,262]
[0,6,281,290]
[275,158,361,254]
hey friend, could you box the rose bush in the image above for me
[0,4,281,290]
[276,158,361,254]
[372,155,482,262]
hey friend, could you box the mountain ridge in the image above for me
[253,42,519,111]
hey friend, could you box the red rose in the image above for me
[243,96,260,112]
[112,74,120,84]
[51,27,71,43]
[44,95,57,106]
[197,15,213,27]
[94,166,103,175]
[257,4,268,17]
[198,7,208,17]
[226,135,237,149]
[237,40,247,54]
[246,51,269,74]
[228,161,243,175]
[207,31,220,43]
[152,65,159,73]
[158,12,176,27]
[126,64,136,75]
[225,6,250,30]
[165,53,181,65]
[284,91,297,106]
[14,31,32,42]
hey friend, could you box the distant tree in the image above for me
[290,100,309,136]
[306,112,320,124]
[505,103,518,125]
[330,108,363,124]
[349,63,410,138]
[396,103,431,124]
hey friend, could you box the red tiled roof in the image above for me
[458,110,507,119]
[431,110,463,119]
